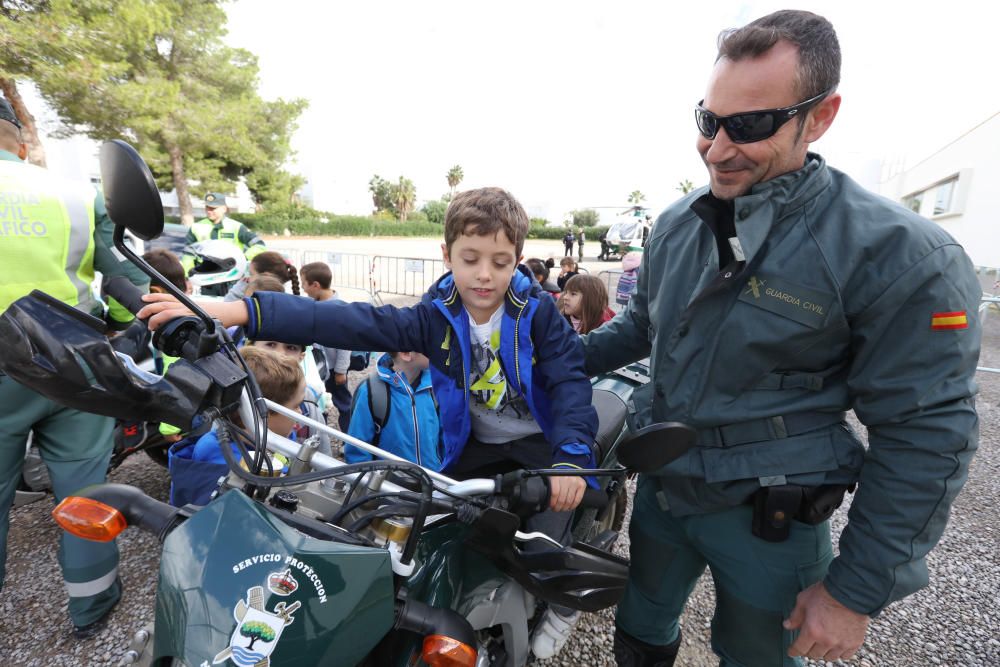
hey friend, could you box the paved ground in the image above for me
[3,236,998,666]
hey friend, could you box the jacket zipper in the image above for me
[408,381,422,466]
[513,298,527,392]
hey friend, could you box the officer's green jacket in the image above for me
[584,154,981,616]
[0,149,148,322]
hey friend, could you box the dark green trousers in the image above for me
[617,476,833,667]
[0,375,121,627]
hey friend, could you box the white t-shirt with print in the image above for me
[467,307,543,443]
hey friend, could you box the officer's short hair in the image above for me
[716,10,841,100]
[444,187,529,258]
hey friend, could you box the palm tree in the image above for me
[447,165,464,198]
[676,179,695,194]
[395,176,417,222]
[628,190,645,205]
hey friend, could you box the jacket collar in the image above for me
[427,264,539,320]
[375,352,432,392]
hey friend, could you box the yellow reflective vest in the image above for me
[0,159,98,314]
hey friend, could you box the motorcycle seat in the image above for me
[591,389,628,464]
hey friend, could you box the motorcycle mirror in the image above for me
[99,140,164,241]
[615,422,697,473]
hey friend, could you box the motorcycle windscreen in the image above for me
[155,490,396,667]
[0,290,210,429]
[465,507,629,613]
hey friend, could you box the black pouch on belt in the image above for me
[751,485,803,543]
[751,484,854,542]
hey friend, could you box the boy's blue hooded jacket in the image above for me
[246,266,598,471]
[345,353,442,470]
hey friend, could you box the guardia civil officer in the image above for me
[0,97,150,638]
[185,192,265,295]
[583,11,981,666]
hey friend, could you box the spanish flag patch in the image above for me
[931,311,968,330]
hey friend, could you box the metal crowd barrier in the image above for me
[371,255,446,304]
[598,270,625,312]
[268,247,377,303]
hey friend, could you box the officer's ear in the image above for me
[17,142,27,161]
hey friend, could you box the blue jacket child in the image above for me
[243,265,599,474]
[345,352,443,471]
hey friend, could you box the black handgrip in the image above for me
[103,275,147,318]
[580,486,609,510]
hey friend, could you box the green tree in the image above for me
[677,179,695,194]
[394,176,416,222]
[570,209,600,228]
[421,198,448,225]
[239,621,275,650]
[369,174,395,214]
[0,0,306,223]
[628,190,645,205]
[446,164,463,198]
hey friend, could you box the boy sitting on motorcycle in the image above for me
[141,187,600,659]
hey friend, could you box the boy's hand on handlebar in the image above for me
[138,293,250,331]
[549,476,586,512]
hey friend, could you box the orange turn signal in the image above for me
[52,497,128,542]
[421,634,477,667]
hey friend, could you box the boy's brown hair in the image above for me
[300,261,332,289]
[143,248,186,292]
[246,273,286,296]
[444,187,529,257]
[239,346,304,407]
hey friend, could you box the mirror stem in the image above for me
[112,225,217,335]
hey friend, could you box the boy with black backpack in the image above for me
[345,351,441,471]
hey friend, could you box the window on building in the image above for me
[903,191,924,214]
[934,177,958,216]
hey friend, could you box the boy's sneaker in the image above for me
[531,607,581,659]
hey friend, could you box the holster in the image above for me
[750,483,854,543]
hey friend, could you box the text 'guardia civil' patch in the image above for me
[737,274,833,328]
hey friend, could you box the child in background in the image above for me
[245,337,332,456]
[525,257,560,298]
[616,252,642,307]
[225,251,301,301]
[244,273,286,297]
[168,346,306,506]
[300,262,354,433]
[346,351,442,471]
[556,256,579,290]
[559,274,615,334]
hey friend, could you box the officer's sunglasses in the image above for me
[694,88,832,144]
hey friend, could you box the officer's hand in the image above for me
[784,581,869,661]
[335,373,348,385]
[548,476,585,512]
[139,293,250,331]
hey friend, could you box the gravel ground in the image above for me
[4,311,999,666]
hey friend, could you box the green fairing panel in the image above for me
[153,491,395,667]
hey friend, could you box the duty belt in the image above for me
[696,411,847,447]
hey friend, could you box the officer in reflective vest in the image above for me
[184,192,265,296]
[0,97,149,639]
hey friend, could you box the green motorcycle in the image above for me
[0,141,695,667]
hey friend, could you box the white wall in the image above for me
[881,112,1000,268]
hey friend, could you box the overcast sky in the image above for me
[36,1,995,223]
[223,0,996,221]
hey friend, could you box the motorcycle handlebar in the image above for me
[103,275,147,319]
[73,483,185,541]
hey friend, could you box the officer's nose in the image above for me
[701,125,739,165]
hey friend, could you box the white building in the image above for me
[880,111,1000,269]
